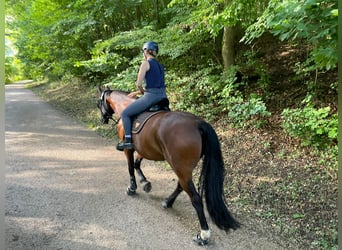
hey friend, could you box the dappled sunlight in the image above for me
[65,222,128,249]
[245,175,281,185]
[6,166,114,195]
[6,216,129,249]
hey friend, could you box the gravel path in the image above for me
[5,82,287,250]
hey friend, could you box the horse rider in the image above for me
[116,41,168,150]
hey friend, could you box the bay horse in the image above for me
[97,86,239,245]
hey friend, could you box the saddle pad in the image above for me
[132,111,166,134]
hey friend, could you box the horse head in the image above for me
[97,86,114,124]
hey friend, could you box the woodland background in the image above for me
[5,0,338,249]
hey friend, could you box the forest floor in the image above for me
[27,36,337,249]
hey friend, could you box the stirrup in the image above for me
[116,142,124,151]
[116,139,134,151]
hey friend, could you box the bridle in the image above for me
[97,89,120,125]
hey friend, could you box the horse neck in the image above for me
[107,92,133,116]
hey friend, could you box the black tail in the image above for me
[198,121,240,231]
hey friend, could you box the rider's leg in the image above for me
[117,93,162,150]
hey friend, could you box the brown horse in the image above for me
[97,86,239,245]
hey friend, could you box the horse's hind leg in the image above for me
[162,181,183,208]
[183,180,210,245]
[134,156,152,193]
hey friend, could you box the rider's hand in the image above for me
[128,91,140,98]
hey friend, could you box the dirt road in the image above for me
[5,82,287,250]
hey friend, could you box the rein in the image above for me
[109,115,120,126]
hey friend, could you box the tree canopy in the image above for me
[7,0,337,76]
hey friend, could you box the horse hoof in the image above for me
[143,181,152,193]
[161,200,172,208]
[193,234,209,246]
[161,201,168,208]
[126,187,136,196]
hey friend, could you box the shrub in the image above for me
[281,104,337,148]
[228,95,271,128]
[5,56,23,82]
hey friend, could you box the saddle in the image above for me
[132,98,170,134]
[148,98,170,112]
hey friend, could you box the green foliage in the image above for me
[106,67,139,92]
[167,67,221,120]
[167,66,271,127]
[75,53,129,82]
[281,100,338,148]
[213,67,271,128]
[74,26,160,83]
[159,25,210,60]
[243,0,338,72]
[236,50,271,97]
[7,0,169,80]
[5,56,22,83]
[169,0,268,36]
[228,95,271,128]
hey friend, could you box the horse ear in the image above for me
[97,86,103,94]
[106,85,111,91]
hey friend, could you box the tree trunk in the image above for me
[221,0,236,72]
[222,25,236,72]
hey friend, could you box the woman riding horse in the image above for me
[117,41,168,150]
[97,87,240,245]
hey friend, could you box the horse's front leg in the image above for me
[125,149,137,195]
[134,155,152,193]
[162,181,183,208]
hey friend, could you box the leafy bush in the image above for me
[75,52,129,82]
[228,95,271,128]
[5,56,23,82]
[281,104,337,148]
[106,67,139,91]
[167,66,271,127]
[167,67,221,120]
[214,67,271,128]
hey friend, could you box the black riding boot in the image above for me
[116,137,134,151]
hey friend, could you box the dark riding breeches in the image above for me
[121,88,167,136]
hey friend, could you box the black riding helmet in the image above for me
[142,41,159,54]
